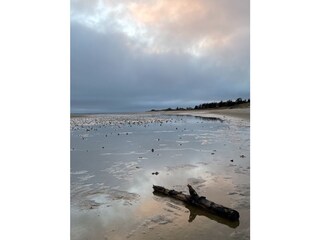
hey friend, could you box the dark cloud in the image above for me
[71,0,249,113]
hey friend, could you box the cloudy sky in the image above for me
[71,0,250,113]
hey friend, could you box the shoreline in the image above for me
[153,107,250,123]
[71,107,250,239]
[71,107,250,124]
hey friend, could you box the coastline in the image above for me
[151,107,250,123]
[71,107,250,124]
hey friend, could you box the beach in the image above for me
[153,106,250,122]
[71,110,250,240]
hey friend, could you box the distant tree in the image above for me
[236,98,243,103]
[226,100,232,106]
[188,98,249,111]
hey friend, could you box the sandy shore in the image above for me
[71,113,250,239]
[152,107,250,122]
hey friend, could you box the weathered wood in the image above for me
[153,184,240,221]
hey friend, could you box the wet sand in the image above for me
[152,107,250,122]
[71,113,250,240]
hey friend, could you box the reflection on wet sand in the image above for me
[185,205,240,228]
[153,192,240,228]
[71,114,250,240]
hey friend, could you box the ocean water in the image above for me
[71,113,250,240]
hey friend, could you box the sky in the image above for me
[71,0,250,113]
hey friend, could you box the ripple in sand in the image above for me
[197,161,209,166]
[126,214,175,238]
[154,130,175,133]
[229,184,250,209]
[102,161,142,181]
[230,228,250,240]
[157,147,211,153]
[166,164,198,172]
[165,202,183,211]
[101,151,148,156]
[176,140,190,144]
[78,174,95,181]
[71,183,140,210]
[187,177,206,185]
[71,170,88,175]
[234,166,249,175]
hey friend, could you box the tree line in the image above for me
[150,98,250,112]
[194,98,250,110]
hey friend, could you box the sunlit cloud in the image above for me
[71,0,249,56]
[71,0,250,112]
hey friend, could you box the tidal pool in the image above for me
[71,114,250,240]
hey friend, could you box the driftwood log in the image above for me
[153,184,240,221]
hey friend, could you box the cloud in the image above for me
[71,0,250,112]
[71,0,249,54]
[128,0,249,53]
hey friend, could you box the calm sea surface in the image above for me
[71,113,250,240]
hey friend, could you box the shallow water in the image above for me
[71,114,250,240]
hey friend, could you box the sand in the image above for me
[151,107,250,123]
[71,112,250,240]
